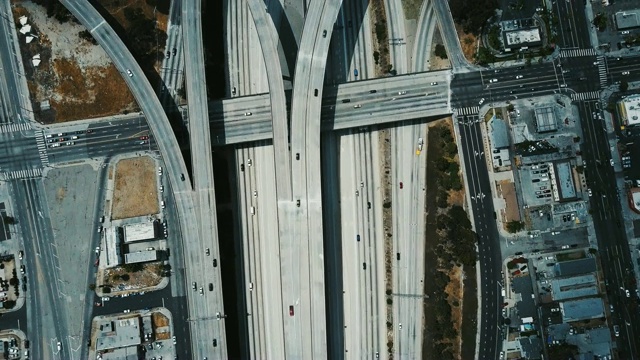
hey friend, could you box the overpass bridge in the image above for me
[208,70,452,145]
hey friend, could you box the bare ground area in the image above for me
[12,2,136,123]
[111,156,159,219]
[401,0,424,20]
[103,262,163,291]
[152,312,171,339]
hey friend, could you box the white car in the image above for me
[588,188,592,197]
[126,69,133,77]
[489,78,498,83]
[172,336,177,344]
[515,75,523,79]
[430,82,438,86]
[57,342,62,351]
[123,309,130,313]
[353,104,362,109]
[621,30,630,35]
[626,289,631,298]
[244,112,252,116]
[398,90,407,95]
[610,159,614,166]
[622,71,630,75]
[478,98,485,105]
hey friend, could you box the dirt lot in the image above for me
[153,311,169,328]
[12,2,136,123]
[111,156,159,220]
[103,262,163,290]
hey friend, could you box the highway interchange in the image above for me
[1,0,640,359]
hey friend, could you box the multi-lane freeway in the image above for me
[4,0,640,359]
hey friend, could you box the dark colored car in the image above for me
[399,182,403,189]
[289,305,294,316]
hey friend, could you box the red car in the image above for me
[399,182,403,189]
[140,136,149,140]
[289,305,294,316]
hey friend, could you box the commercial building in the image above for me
[124,250,158,264]
[123,222,156,243]
[534,106,557,133]
[561,298,604,322]
[104,227,123,268]
[615,10,640,30]
[550,161,577,202]
[96,317,142,351]
[490,117,512,168]
[550,274,598,301]
[500,18,542,52]
[618,95,640,127]
[554,258,596,277]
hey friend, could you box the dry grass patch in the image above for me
[444,265,464,359]
[99,0,169,33]
[111,156,159,219]
[153,312,169,328]
[456,24,478,64]
[50,60,137,121]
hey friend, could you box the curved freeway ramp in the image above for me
[286,0,342,358]
[60,0,214,357]
[246,0,291,200]
[182,0,228,358]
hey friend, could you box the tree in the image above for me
[435,44,448,59]
[373,51,380,65]
[123,263,144,273]
[78,30,97,45]
[475,47,496,66]
[120,274,130,281]
[506,221,524,233]
[2,215,16,225]
[620,80,629,92]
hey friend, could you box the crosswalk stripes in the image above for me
[0,168,43,181]
[0,122,32,134]
[35,130,49,166]
[455,106,480,116]
[571,91,601,101]
[596,55,608,87]
[559,48,597,58]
